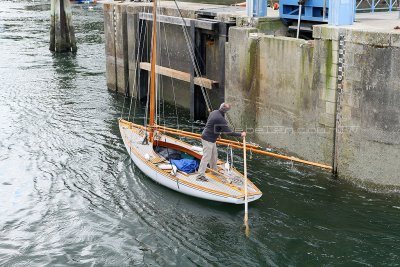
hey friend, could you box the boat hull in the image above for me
[119,120,262,204]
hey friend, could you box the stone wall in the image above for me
[105,2,225,111]
[225,27,336,165]
[226,24,400,187]
[104,2,400,187]
[333,28,400,186]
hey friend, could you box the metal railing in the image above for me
[356,0,399,12]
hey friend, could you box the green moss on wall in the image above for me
[325,40,333,91]
[245,39,258,92]
[256,18,285,34]
[241,38,259,130]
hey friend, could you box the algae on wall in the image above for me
[240,36,260,131]
[225,28,337,165]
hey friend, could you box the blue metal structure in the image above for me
[279,0,399,26]
[279,0,330,22]
[329,0,356,25]
[246,0,267,17]
[279,0,361,26]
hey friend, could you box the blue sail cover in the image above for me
[170,159,199,174]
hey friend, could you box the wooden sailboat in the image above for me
[118,0,262,204]
[118,120,262,204]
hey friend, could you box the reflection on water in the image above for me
[0,1,399,266]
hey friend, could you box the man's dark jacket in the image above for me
[201,110,241,143]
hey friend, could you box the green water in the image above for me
[0,1,399,266]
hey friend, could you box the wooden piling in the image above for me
[50,0,77,52]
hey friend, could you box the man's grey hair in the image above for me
[219,103,231,113]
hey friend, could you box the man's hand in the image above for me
[241,132,246,137]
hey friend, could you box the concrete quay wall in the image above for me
[226,25,400,187]
[315,26,400,187]
[104,1,228,115]
[103,2,400,187]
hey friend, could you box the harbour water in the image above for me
[0,1,400,266]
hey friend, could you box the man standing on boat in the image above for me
[197,103,246,182]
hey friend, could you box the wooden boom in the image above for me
[154,125,260,149]
[120,120,333,171]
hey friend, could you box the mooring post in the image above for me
[50,0,77,52]
[246,0,267,17]
[218,22,227,105]
[328,0,356,26]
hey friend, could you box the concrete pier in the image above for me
[104,2,284,118]
[226,12,400,187]
[104,2,400,188]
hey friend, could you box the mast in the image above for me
[148,0,157,141]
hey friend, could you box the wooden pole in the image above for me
[148,0,157,142]
[156,127,332,170]
[120,120,333,170]
[155,125,260,149]
[243,136,249,237]
[50,0,77,52]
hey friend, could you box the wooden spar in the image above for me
[119,120,333,170]
[158,127,250,148]
[148,0,157,142]
[157,130,332,170]
[121,120,252,148]
[139,62,218,89]
[243,136,249,237]
[153,126,332,170]
[248,148,333,170]
[154,125,260,149]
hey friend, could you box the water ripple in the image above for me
[1,1,400,266]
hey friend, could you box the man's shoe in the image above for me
[196,175,208,182]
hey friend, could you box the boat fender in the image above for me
[144,153,150,161]
[224,162,230,172]
[171,165,178,176]
[158,163,173,170]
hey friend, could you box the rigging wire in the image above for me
[172,0,213,113]
[155,0,163,127]
[172,0,242,138]
[144,15,152,129]
[123,1,245,144]
[127,12,147,122]
[161,14,180,130]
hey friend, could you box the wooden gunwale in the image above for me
[120,121,261,199]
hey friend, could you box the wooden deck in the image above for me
[119,120,262,199]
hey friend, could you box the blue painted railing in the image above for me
[356,0,399,12]
[250,0,399,19]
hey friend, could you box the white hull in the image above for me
[119,119,262,204]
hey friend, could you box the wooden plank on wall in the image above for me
[139,62,217,89]
[138,13,218,31]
